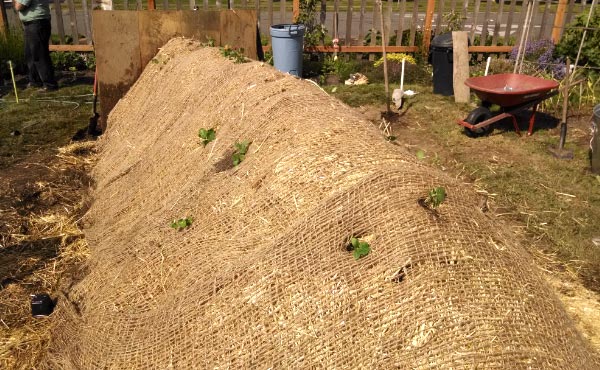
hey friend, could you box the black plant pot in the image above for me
[31,293,55,317]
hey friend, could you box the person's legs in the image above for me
[36,19,57,89]
[23,23,42,87]
[24,20,57,90]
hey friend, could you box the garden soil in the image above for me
[45,38,600,368]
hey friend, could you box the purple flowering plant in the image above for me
[510,39,566,79]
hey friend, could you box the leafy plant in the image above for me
[51,51,95,71]
[510,39,565,79]
[296,0,327,47]
[373,53,417,68]
[442,11,465,33]
[220,46,248,64]
[321,53,359,81]
[0,28,25,77]
[201,36,215,47]
[170,217,193,230]
[349,237,371,260]
[416,149,426,160]
[232,140,251,166]
[426,187,446,209]
[556,7,600,69]
[198,128,216,146]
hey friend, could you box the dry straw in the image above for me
[43,38,599,369]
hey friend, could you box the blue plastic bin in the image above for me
[269,24,305,77]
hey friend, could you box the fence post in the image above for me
[422,0,435,55]
[148,0,156,9]
[293,0,299,22]
[552,0,568,43]
[0,0,9,36]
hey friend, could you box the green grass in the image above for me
[0,84,93,169]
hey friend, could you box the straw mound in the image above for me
[45,38,599,369]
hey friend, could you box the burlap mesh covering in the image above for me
[46,38,599,369]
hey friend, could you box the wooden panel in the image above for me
[469,0,481,44]
[435,0,444,36]
[280,0,285,23]
[491,0,504,46]
[92,10,142,130]
[409,0,418,46]
[180,10,221,42]
[305,45,419,52]
[358,0,366,43]
[220,10,257,59]
[49,44,95,51]
[384,0,392,45]
[138,11,183,67]
[396,0,406,46]
[452,31,469,103]
[468,45,513,52]
[481,0,492,44]
[53,0,66,43]
[345,0,353,45]
[1,0,10,35]
[505,0,518,40]
[66,0,79,43]
[81,0,93,44]
[539,0,551,39]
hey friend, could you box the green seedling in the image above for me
[349,237,371,260]
[170,217,193,230]
[198,128,216,146]
[416,149,426,160]
[427,187,446,209]
[220,46,248,64]
[232,140,251,166]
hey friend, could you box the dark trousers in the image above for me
[23,19,57,88]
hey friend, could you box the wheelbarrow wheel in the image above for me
[464,107,493,137]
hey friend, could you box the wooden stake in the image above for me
[552,0,568,43]
[422,0,435,55]
[558,58,570,150]
[377,0,390,113]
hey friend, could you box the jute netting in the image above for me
[45,38,599,369]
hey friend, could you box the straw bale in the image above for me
[44,38,600,369]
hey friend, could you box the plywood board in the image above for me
[220,10,257,59]
[93,10,142,130]
[180,10,221,43]
[452,31,470,103]
[138,11,183,67]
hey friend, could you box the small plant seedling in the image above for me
[170,217,193,230]
[198,128,216,146]
[220,46,248,64]
[232,140,251,166]
[416,149,426,160]
[201,37,215,47]
[427,187,446,209]
[349,237,371,260]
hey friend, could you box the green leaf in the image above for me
[427,186,447,208]
[199,128,216,146]
[350,237,359,248]
[416,150,426,160]
[353,241,371,260]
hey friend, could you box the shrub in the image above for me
[556,7,600,68]
[51,52,95,71]
[510,39,565,79]
[0,28,26,77]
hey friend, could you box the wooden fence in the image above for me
[0,0,595,54]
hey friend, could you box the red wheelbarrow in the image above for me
[458,73,559,137]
